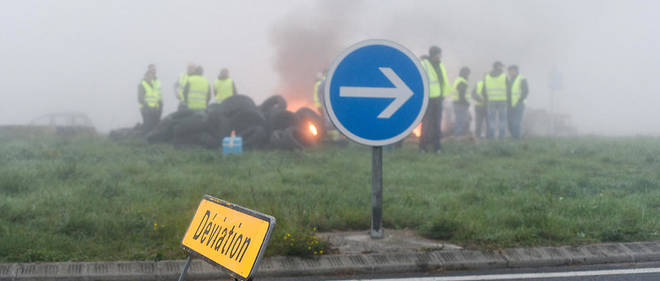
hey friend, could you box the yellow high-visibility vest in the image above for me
[186,75,210,110]
[178,73,188,101]
[484,73,507,101]
[450,76,469,103]
[313,75,326,109]
[421,59,450,98]
[140,79,161,108]
[214,78,234,104]
[474,80,485,106]
[510,74,526,106]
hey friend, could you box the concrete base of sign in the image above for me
[318,229,462,255]
[3,241,660,281]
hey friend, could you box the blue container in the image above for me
[222,136,243,155]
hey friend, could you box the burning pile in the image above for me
[113,95,324,150]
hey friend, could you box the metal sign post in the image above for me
[177,255,192,281]
[371,146,384,238]
[324,40,428,239]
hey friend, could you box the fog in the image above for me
[1,0,659,136]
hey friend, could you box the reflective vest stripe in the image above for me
[178,74,188,101]
[474,80,485,106]
[187,75,210,110]
[421,59,449,98]
[451,76,469,103]
[421,59,439,98]
[484,73,507,101]
[214,78,234,103]
[510,75,526,106]
[439,63,450,98]
[141,79,161,108]
[313,76,325,108]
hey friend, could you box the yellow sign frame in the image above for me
[181,195,276,280]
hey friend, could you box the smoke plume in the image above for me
[270,0,363,109]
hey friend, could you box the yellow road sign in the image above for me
[181,195,275,280]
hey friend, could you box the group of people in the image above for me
[139,44,528,147]
[137,64,237,133]
[311,45,530,152]
[418,45,529,153]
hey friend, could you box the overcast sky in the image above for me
[1,0,659,135]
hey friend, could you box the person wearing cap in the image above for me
[507,65,529,139]
[451,67,471,136]
[419,46,450,152]
[483,61,508,139]
[214,68,237,104]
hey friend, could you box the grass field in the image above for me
[1,134,659,262]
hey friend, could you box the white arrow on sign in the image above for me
[339,67,414,119]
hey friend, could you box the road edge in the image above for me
[2,241,660,280]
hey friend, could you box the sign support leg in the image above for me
[177,255,192,281]
[370,146,384,239]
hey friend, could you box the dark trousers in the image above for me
[141,107,161,134]
[508,104,525,139]
[419,97,443,152]
[487,101,508,139]
[453,102,469,136]
[474,105,487,138]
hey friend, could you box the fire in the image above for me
[309,123,318,136]
[412,123,422,137]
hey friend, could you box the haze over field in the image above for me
[1,0,658,135]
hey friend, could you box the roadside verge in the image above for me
[2,241,660,281]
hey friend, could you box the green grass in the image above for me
[0,134,659,262]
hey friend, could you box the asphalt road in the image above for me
[260,262,660,281]
[335,269,660,280]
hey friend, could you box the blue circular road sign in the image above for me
[324,40,428,146]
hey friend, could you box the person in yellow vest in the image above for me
[174,64,196,110]
[507,65,529,139]
[138,66,162,133]
[182,66,210,111]
[419,46,450,153]
[451,67,471,136]
[483,61,508,139]
[313,70,327,115]
[148,64,162,120]
[214,68,237,104]
[471,78,487,138]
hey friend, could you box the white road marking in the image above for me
[338,267,660,280]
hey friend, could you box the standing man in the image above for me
[483,61,508,139]
[183,66,210,110]
[451,67,471,136]
[507,65,529,139]
[175,64,196,109]
[419,46,450,153]
[146,64,162,121]
[138,66,162,133]
[472,78,487,138]
[313,70,327,116]
[214,68,237,104]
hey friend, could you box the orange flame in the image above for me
[309,123,318,136]
[412,123,422,137]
